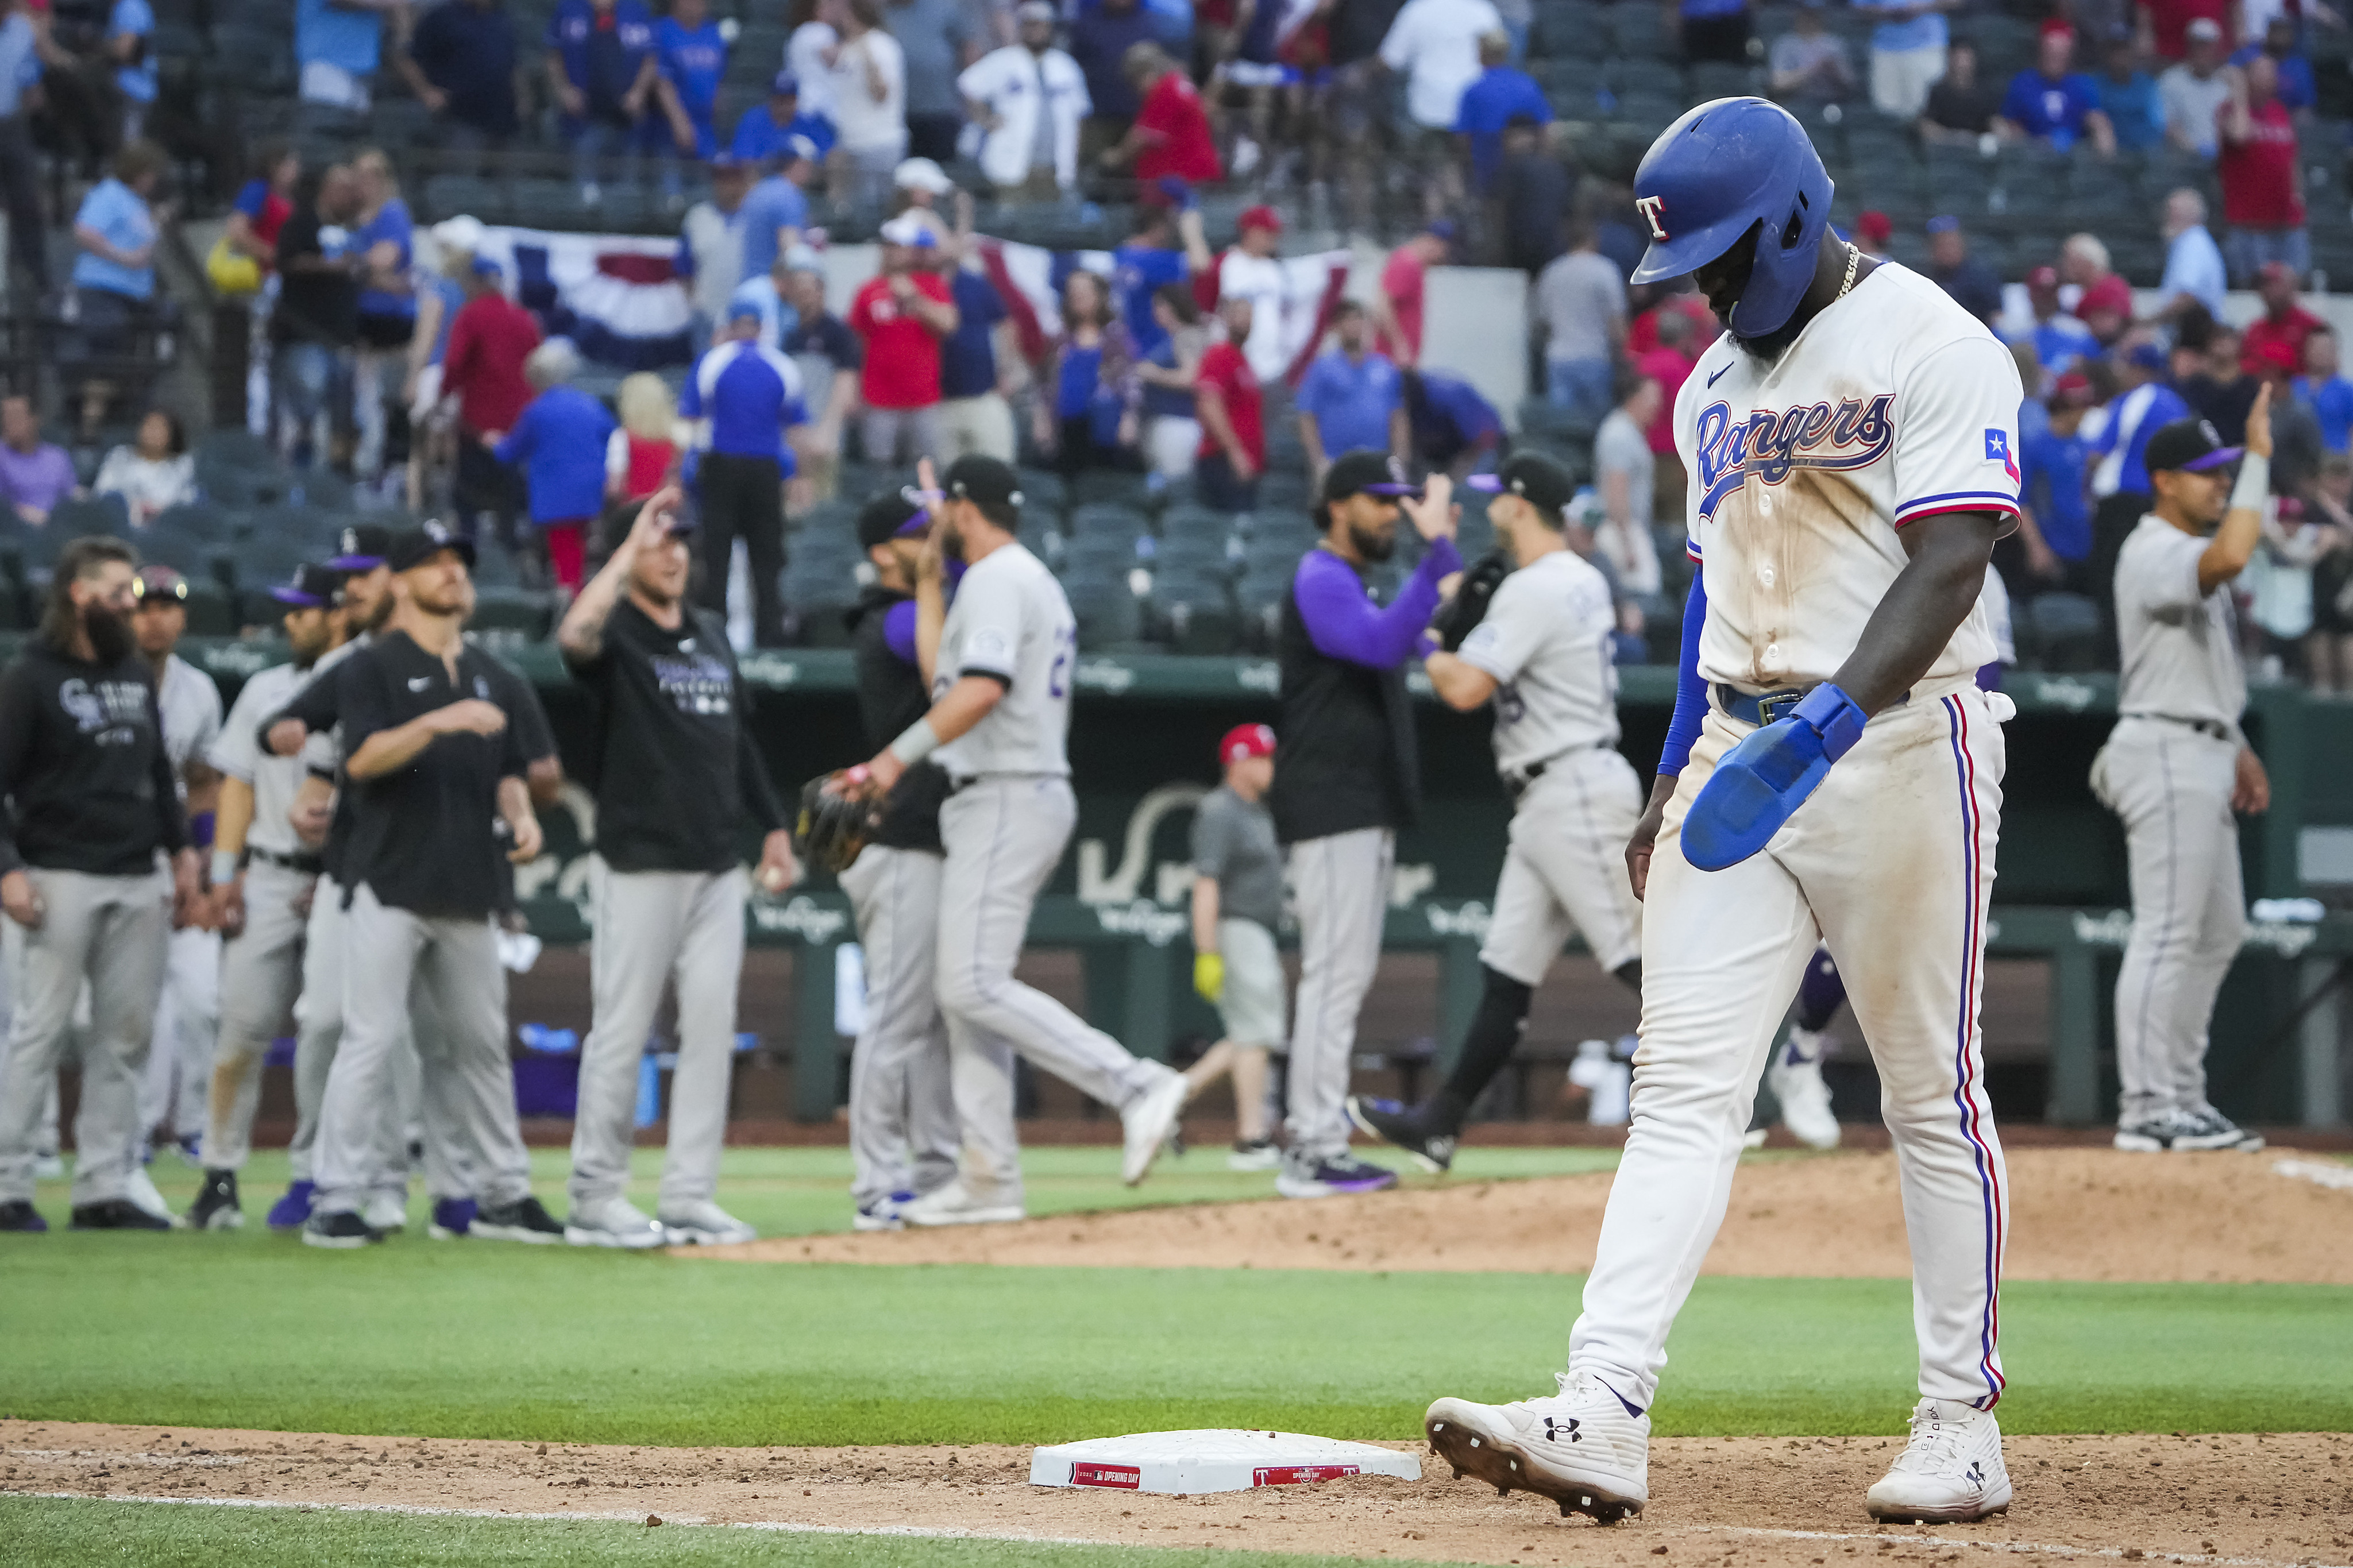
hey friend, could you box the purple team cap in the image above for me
[270,562,342,608]
[1322,450,1423,503]
[327,522,392,572]
[2143,417,2242,474]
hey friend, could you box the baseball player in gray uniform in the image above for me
[130,567,223,1164]
[557,490,796,1249]
[183,564,345,1230]
[304,522,557,1249]
[1346,451,1645,1172]
[841,489,961,1231]
[853,455,1189,1226]
[2095,403,2273,1154]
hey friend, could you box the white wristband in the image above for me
[888,717,941,767]
[210,850,239,887]
[2230,453,2270,515]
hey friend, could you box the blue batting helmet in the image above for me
[1629,98,1835,339]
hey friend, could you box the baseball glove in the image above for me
[1429,548,1511,652]
[794,771,885,875]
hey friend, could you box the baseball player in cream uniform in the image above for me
[2093,406,2273,1154]
[854,455,1189,1226]
[1347,451,1645,1173]
[1426,99,2022,1528]
[183,565,346,1230]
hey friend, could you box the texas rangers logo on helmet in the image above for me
[1636,195,1668,241]
[1694,393,1896,521]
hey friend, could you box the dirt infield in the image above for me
[700,1149,2353,1285]
[7,1420,2346,1566]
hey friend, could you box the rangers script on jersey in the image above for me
[1676,262,2024,691]
[933,542,1078,779]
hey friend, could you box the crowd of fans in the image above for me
[2,0,2351,686]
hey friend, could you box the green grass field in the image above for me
[6,1146,2348,1447]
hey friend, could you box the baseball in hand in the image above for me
[758,863,790,893]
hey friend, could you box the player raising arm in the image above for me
[1424,98,2024,1529]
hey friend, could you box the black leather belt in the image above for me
[248,847,323,875]
[1502,743,1603,804]
[2135,713,2232,741]
[1714,682,1907,727]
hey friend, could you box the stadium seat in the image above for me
[51,494,131,537]
[470,588,556,640]
[1606,5,1673,59]
[2023,593,2103,673]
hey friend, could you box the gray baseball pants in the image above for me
[1284,827,1394,1161]
[291,877,448,1202]
[140,927,221,1142]
[569,865,747,1211]
[313,886,529,1219]
[936,776,1169,1198]
[200,862,314,1171]
[840,844,959,1209]
[2092,716,2248,1125]
[0,868,171,1206]
[1479,748,1646,985]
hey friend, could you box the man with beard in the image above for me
[302,520,556,1249]
[556,488,795,1249]
[837,487,959,1230]
[0,538,200,1231]
[183,563,347,1231]
[851,455,1189,1227]
[128,567,224,1169]
[1421,98,2022,1528]
[1270,450,1460,1200]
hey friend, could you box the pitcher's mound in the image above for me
[700,1148,2351,1284]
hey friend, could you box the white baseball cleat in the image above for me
[900,1179,1025,1227]
[361,1192,407,1234]
[1424,1371,1649,1523]
[124,1167,176,1225]
[1866,1397,2013,1523]
[1766,1026,1842,1150]
[1120,1071,1190,1186]
[565,1195,669,1249]
[657,1199,757,1246]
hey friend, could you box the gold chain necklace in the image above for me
[1837,241,1862,300]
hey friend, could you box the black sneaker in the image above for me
[1345,1095,1457,1174]
[186,1169,243,1231]
[471,1195,564,1243]
[0,1199,48,1232]
[2174,1108,2265,1152]
[302,1210,385,1249]
[70,1198,173,1231]
[2112,1115,2178,1153]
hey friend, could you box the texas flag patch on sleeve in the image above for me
[1984,428,2020,485]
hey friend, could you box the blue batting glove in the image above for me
[1681,683,1868,872]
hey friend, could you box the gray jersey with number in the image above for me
[1454,549,1621,776]
[933,542,1076,778]
[2113,513,2246,729]
[209,661,317,859]
[156,652,223,794]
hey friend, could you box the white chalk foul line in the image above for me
[1698,1524,2351,1568]
[12,1490,2349,1568]
[2272,1157,2353,1192]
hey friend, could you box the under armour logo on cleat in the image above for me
[1965,1462,1985,1486]
[1542,1418,1581,1445]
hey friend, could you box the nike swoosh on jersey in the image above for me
[1707,362,1732,388]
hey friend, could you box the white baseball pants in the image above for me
[568,865,747,1211]
[840,844,960,1209]
[2091,717,2247,1125]
[1480,747,1646,985]
[200,862,314,1171]
[936,776,1171,1199]
[0,869,170,1206]
[313,886,531,1218]
[140,926,221,1143]
[1284,827,1394,1161]
[1568,685,2011,1412]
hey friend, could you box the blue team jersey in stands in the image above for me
[547,0,655,101]
[1999,70,2102,149]
[729,104,838,164]
[2020,424,2093,561]
[683,339,810,467]
[495,386,618,524]
[297,0,381,75]
[1112,242,1187,360]
[1454,67,1552,188]
[657,16,727,152]
[2296,374,2353,454]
